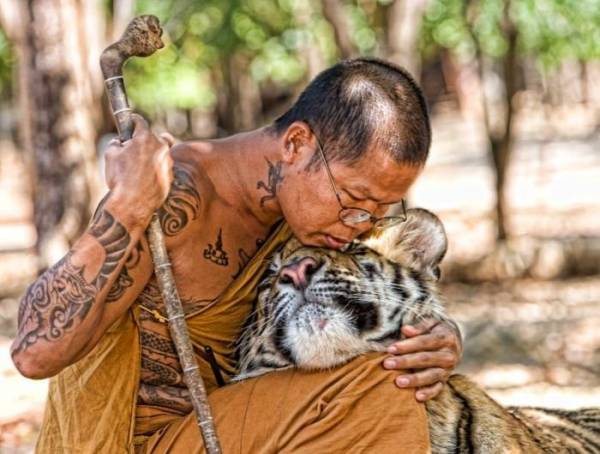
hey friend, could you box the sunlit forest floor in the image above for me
[1,105,599,451]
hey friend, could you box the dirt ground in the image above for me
[0,106,598,452]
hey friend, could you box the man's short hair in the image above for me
[270,57,431,168]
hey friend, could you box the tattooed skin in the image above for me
[256,159,283,207]
[88,209,130,289]
[158,165,201,236]
[203,228,229,266]
[13,210,130,354]
[138,383,192,414]
[141,356,181,386]
[232,238,266,280]
[140,330,181,387]
[105,241,143,303]
[137,278,222,410]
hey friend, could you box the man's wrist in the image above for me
[103,190,156,233]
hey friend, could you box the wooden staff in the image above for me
[100,15,221,454]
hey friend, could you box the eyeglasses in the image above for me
[312,130,408,229]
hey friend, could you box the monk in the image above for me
[12,57,462,452]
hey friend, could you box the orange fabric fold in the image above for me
[139,353,430,454]
[35,221,431,453]
[36,222,292,453]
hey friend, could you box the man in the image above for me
[12,58,461,452]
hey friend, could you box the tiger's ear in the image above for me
[361,208,447,280]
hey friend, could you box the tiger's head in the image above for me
[235,208,450,380]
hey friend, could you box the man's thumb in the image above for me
[131,113,150,137]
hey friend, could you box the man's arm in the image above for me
[11,195,154,378]
[11,114,173,378]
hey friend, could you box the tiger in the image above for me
[234,208,600,453]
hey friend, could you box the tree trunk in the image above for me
[293,0,325,79]
[489,8,518,242]
[385,0,429,79]
[465,0,518,242]
[216,51,262,134]
[321,0,357,59]
[1,0,104,270]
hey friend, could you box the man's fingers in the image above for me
[387,331,455,355]
[384,350,457,370]
[131,113,150,137]
[401,319,440,338]
[416,381,445,402]
[393,367,448,389]
[159,132,176,148]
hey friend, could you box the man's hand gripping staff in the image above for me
[100,15,222,454]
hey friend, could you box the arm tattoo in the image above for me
[158,166,201,236]
[203,228,229,266]
[104,241,143,303]
[256,159,283,207]
[89,209,130,289]
[13,209,130,354]
[104,268,133,303]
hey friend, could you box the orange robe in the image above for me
[35,223,431,453]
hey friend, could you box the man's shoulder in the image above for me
[159,141,213,237]
[170,141,209,173]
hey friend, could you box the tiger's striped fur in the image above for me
[235,208,600,453]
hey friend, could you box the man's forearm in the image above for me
[11,194,147,378]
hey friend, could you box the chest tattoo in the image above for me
[203,228,229,266]
[232,238,266,279]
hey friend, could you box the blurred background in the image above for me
[0,0,599,450]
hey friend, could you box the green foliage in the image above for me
[3,0,594,117]
[421,0,600,70]
[125,0,332,114]
[0,27,14,99]
[345,2,378,55]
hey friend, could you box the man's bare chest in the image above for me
[162,216,267,303]
[135,216,269,410]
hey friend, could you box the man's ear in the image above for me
[281,121,314,165]
[362,208,447,280]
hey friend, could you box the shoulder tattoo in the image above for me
[158,165,201,236]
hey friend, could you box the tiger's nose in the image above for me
[279,257,319,289]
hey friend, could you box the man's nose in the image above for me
[279,257,319,289]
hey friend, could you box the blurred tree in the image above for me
[0,27,14,101]
[0,26,16,140]
[0,0,105,270]
[123,0,404,135]
[385,0,429,78]
[322,0,358,59]
[421,0,600,242]
[124,0,311,135]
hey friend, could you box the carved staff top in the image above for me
[100,15,164,140]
